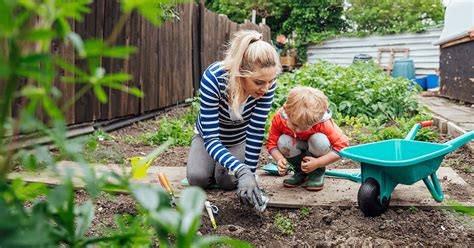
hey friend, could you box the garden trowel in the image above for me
[158,172,177,207]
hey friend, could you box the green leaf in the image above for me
[178,187,205,214]
[193,236,253,248]
[102,46,137,58]
[19,85,46,97]
[20,53,51,64]
[99,73,132,83]
[0,0,14,37]
[106,82,143,97]
[149,209,180,233]
[75,200,95,239]
[22,29,56,41]
[17,0,37,9]
[11,179,48,201]
[54,17,71,40]
[55,57,88,77]
[132,185,160,212]
[83,39,105,57]
[93,85,108,103]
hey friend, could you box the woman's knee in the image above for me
[187,171,213,189]
[277,134,304,158]
[308,133,331,157]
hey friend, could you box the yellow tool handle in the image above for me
[158,172,173,194]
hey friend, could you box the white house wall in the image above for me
[307,28,442,76]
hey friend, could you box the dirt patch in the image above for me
[203,190,474,246]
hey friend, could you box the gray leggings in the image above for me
[186,134,244,190]
[277,133,331,158]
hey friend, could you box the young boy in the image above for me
[266,86,349,191]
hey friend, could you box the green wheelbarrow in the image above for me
[262,121,474,217]
[339,121,474,217]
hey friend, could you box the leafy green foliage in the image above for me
[346,0,445,34]
[266,61,438,144]
[276,61,420,122]
[146,97,199,147]
[273,213,294,235]
[0,0,246,246]
[300,207,311,217]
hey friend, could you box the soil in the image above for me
[79,105,473,246]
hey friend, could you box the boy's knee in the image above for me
[277,134,300,157]
[187,171,212,189]
[308,133,331,157]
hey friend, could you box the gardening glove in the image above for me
[235,168,263,207]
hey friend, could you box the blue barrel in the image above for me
[392,58,416,80]
[426,74,439,89]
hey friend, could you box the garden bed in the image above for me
[76,105,474,247]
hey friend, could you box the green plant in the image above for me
[273,213,294,235]
[146,97,199,147]
[0,0,248,246]
[346,0,445,34]
[300,207,311,217]
[276,62,421,121]
[267,61,438,144]
[408,205,418,213]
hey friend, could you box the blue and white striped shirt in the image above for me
[196,62,276,173]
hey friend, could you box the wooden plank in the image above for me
[94,0,106,121]
[101,0,114,121]
[139,14,146,113]
[191,3,201,95]
[128,10,140,115]
[440,35,473,49]
[11,164,473,209]
[153,20,161,109]
[110,0,124,119]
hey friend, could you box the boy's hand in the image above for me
[277,158,288,176]
[301,156,320,173]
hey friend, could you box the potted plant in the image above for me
[276,34,297,70]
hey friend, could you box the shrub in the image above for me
[275,61,421,122]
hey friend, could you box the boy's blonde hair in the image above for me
[223,30,281,118]
[285,86,328,130]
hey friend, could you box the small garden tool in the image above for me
[158,172,177,207]
[204,200,217,229]
[130,156,156,179]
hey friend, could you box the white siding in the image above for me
[307,28,442,76]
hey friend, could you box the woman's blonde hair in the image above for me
[285,86,328,130]
[223,30,281,118]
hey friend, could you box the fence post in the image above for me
[192,2,202,96]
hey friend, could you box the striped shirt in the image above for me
[196,62,276,173]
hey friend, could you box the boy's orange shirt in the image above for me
[266,107,349,155]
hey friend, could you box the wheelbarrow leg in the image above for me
[422,172,444,202]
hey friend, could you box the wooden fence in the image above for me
[6,1,271,126]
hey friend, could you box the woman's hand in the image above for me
[277,158,288,176]
[301,156,320,173]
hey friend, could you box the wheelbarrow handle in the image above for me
[418,121,433,128]
[404,121,433,140]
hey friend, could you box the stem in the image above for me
[61,84,92,112]
[0,40,20,177]
[106,13,131,46]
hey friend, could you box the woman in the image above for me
[187,30,281,207]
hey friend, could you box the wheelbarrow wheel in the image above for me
[358,178,390,217]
